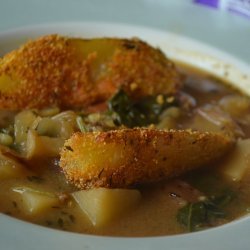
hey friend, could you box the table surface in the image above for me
[0,0,249,63]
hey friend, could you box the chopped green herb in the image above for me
[177,190,235,232]
[76,116,88,132]
[108,89,177,127]
[211,190,236,207]
[177,200,224,232]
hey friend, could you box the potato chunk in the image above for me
[26,130,64,159]
[72,188,141,227]
[0,35,181,109]
[0,153,27,179]
[14,110,37,145]
[221,139,250,181]
[13,187,59,215]
[60,128,234,189]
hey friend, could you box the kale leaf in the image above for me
[108,89,177,127]
[177,190,235,232]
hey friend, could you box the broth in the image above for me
[0,63,250,236]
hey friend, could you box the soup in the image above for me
[0,35,250,236]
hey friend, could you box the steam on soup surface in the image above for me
[0,35,250,236]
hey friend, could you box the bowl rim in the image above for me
[0,21,250,250]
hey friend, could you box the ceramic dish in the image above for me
[0,22,250,250]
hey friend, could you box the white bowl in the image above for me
[0,22,250,250]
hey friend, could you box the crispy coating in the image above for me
[0,35,181,109]
[59,129,235,189]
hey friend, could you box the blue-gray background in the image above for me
[0,0,249,63]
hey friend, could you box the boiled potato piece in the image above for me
[36,111,77,139]
[0,153,27,179]
[185,105,244,138]
[26,130,64,159]
[219,95,250,123]
[221,139,250,181]
[72,188,141,227]
[13,187,59,215]
[0,133,13,146]
[36,118,62,138]
[14,110,37,145]
[0,35,180,109]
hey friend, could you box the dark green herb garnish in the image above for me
[76,116,88,133]
[211,190,236,207]
[177,190,235,232]
[108,89,177,127]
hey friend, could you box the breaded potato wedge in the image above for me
[59,129,234,189]
[0,35,181,109]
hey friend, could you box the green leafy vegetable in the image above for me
[177,190,235,232]
[108,89,177,127]
[76,116,88,133]
[211,190,235,207]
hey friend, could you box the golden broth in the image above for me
[0,65,250,236]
